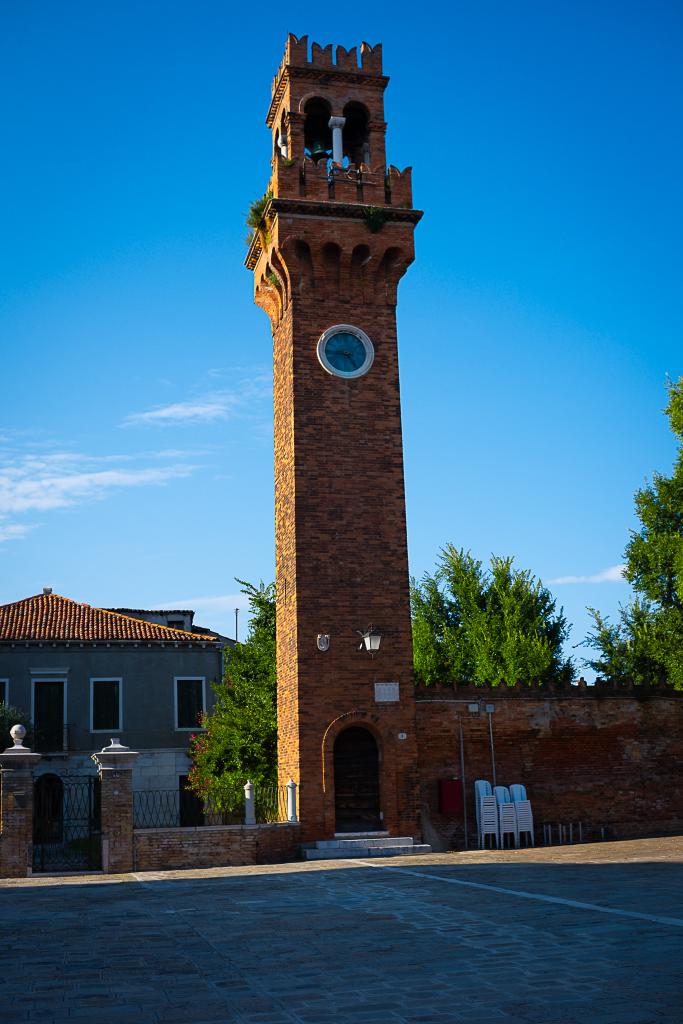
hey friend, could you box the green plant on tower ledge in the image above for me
[363,206,388,233]
[246,189,273,247]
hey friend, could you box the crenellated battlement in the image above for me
[268,154,413,209]
[271,34,383,95]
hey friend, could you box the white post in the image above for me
[244,780,255,826]
[286,779,298,823]
[328,116,346,166]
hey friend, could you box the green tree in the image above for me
[586,378,683,687]
[411,546,574,686]
[188,580,277,808]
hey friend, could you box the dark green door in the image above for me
[34,681,64,752]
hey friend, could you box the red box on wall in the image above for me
[439,779,463,815]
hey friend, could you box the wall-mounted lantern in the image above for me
[358,627,382,654]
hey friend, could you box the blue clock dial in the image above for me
[324,332,367,373]
[317,325,374,378]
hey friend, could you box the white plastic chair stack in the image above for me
[494,785,511,805]
[510,784,527,802]
[479,795,499,848]
[474,779,492,837]
[498,802,518,848]
[514,799,534,846]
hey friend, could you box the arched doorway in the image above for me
[333,727,381,833]
[34,773,64,844]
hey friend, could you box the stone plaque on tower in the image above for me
[246,34,422,840]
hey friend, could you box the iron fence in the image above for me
[255,784,291,824]
[133,781,295,829]
[33,776,101,872]
[133,789,243,829]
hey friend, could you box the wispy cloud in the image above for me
[0,449,196,543]
[0,524,34,542]
[123,398,236,427]
[122,375,272,429]
[548,564,627,585]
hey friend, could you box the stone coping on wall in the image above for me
[415,682,683,700]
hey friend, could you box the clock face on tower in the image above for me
[317,324,374,379]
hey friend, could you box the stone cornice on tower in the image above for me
[245,195,423,273]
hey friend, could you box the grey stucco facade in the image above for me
[0,642,223,790]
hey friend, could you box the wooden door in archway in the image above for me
[333,726,381,833]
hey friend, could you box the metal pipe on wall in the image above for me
[487,709,497,788]
[458,714,468,850]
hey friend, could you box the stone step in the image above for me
[334,831,389,839]
[302,843,432,861]
[314,836,415,850]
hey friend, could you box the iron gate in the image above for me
[33,774,101,872]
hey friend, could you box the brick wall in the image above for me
[133,823,302,872]
[0,763,36,878]
[416,685,683,850]
[270,272,422,839]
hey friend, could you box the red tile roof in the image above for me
[0,593,217,643]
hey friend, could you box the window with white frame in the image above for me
[0,679,7,705]
[175,677,205,730]
[90,678,122,732]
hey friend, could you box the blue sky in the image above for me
[1,2,681,675]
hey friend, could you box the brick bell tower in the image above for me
[246,34,423,840]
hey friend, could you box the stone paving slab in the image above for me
[1,837,682,1023]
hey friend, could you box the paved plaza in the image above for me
[2,837,682,1024]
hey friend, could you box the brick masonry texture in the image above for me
[0,764,35,878]
[133,823,301,871]
[250,38,423,841]
[2,688,682,876]
[416,685,683,849]
[99,764,137,873]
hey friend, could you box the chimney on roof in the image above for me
[43,587,53,595]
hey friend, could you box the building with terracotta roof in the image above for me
[0,589,230,795]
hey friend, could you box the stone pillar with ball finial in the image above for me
[0,724,42,878]
[91,738,139,874]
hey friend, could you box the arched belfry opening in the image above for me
[274,113,288,159]
[343,102,370,167]
[333,726,381,833]
[303,97,332,163]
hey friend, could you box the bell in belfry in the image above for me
[308,140,331,164]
